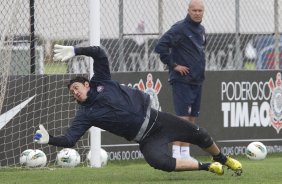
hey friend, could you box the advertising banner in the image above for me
[1,71,282,164]
[109,71,282,158]
[197,71,282,156]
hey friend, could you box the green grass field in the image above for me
[44,63,68,74]
[1,154,282,184]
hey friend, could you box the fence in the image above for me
[0,0,281,74]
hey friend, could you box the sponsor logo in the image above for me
[221,80,271,128]
[187,106,192,115]
[60,157,72,163]
[133,73,162,110]
[0,95,35,130]
[268,72,282,133]
[97,85,104,93]
[220,72,282,134]
[202,34,206,43]
[31,152,45,160]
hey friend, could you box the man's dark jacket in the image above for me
[155,15,206,85]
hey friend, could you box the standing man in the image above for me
[155,0,206,159]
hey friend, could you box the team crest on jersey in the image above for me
[134,73,162,110]
[268,72,282,133]
[97,85,104,93]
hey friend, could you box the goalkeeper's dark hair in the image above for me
[67,76,90,89]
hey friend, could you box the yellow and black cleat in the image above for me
[224,156,243,176]
[208,162,224,175]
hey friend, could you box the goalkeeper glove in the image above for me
[34,124,49,144]
[53,44,75,61]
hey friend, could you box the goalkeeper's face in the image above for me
[69,82,90,102]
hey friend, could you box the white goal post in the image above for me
[88,0,102,168]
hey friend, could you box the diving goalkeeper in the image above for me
[34,44,242,175]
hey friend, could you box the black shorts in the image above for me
[171,82,202,117]
[139,109,213,172]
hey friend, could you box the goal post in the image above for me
[88,0,102,168]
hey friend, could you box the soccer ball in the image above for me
[246,142,267,160]
[87,148,108,167]
[20,149,34,165]
[20,149,47,167]
[56,148,81,167]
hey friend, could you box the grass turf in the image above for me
[1,154,282,184]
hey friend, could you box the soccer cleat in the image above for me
[208,162,224,175]
[224,156,243,176]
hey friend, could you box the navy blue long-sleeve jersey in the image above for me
[48,46,151,147]
[155,15,206,85]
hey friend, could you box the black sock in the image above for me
[213,152,227,164]
[198,162,210,171]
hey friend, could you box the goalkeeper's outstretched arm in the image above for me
[34,125,77,147]
[53,44,111,81]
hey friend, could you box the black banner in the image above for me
[1,71,282,165]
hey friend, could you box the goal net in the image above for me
[0,0,91,167]
[0,0,279,167]
[0,0,17,116]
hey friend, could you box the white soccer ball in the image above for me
[20,149,47,167]
[246,141,267,160]
[87,148,108,167]
[56,148,81,167]
[20,149,34,165]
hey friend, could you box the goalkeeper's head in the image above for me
[68,76,90,103]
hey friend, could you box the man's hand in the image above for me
[53,44,75,61]
[34,124,49,144]
[174,64,190,76]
